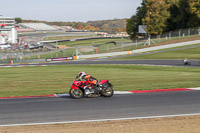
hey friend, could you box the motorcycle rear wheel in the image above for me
[69,88,84,99]
[100,83,114,97]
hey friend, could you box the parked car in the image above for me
[28,44,39,50]
[0,44,11,50]
[17,46,24,50]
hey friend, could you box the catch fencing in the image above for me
[0,27,200,62]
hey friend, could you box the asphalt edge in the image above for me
[0,87,200,99]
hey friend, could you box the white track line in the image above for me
[55,91,132,97]
[1,113,200,127]
[188,87,200,90]
[114,91,132,94]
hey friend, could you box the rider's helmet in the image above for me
[78,72,86,80]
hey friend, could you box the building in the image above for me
[0,15,17,44]
[19,23,57,31]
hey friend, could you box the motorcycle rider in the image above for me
[75,72,97,85]
[75,72,98,95]
[183,58,191,65]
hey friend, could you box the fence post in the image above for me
[169,31,171,40]
[76,47,79,56]
[136,39,138,47]
[121,36,124,50]
[198,28,200,36]
[159,34,161,43]
[179,29,181,38]
[188,28,190,37]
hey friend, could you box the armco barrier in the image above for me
[15,59,46,63]
[79,51,132,59]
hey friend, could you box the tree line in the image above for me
[15,18,127,32]
[126,0,200,39]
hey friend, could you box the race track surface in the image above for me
[1,91,200,126]
[1,59,200,67]
[0,59,200,126]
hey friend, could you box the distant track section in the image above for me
[0,59,200,68]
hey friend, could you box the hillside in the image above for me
[87,19,127,32]
[22,18,127,32]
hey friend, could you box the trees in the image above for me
[126,15,139,38]
[166,0,180,30]
[142,0,170,35]
[188,0,200,19]
[167,0,200,30]
[187,0,200,27]
[15,17,23,23]
[167,0,190,30]
[126,0,170,38]
[127,0,200,38]
[126,0,146,39]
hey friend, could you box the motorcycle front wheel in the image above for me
[69,88,84,99]
[100,83,114,97]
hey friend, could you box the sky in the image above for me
[0,0,142,22]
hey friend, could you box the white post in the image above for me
[179,29,181,38]
[188,29,190,37]
[169,31,171,40]
[11,27,17,44]
[19,33,22,45]
[1,36,5,44]
[148,35,151,45]
[136,39,138,47]
[76,47,78,56]
[144,35,151,46]
[43,32,46,40]
[56,41,58,50]
[159,34,160,43]
[198,29,200,36]
[121,36,124,50]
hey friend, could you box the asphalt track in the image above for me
[46,59,200,67]
[0,59,200,126]
[1,91,200,126]
[1,59,200,67]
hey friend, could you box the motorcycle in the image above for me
[184,62,191,65]
[183,58,191,65]
[69,79,114,99]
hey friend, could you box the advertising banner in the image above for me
[46,57,73,62]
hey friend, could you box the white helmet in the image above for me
[78,72,86,79]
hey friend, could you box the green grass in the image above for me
[44,35,98,41]
[23,49,76,60]
[0,64,200,97]
[12,35,200,61]
[114,44,200,60]
[20,38,132,60]
[51,38,131,47]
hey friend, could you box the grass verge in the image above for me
[0,64,200,97]
[114,44,200,60]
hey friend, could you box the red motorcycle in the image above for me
[69,80,114,99]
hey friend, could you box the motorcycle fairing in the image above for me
[98,80,108,84]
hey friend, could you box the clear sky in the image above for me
[0,0,142,22]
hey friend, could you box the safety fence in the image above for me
[0,27,200,62]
